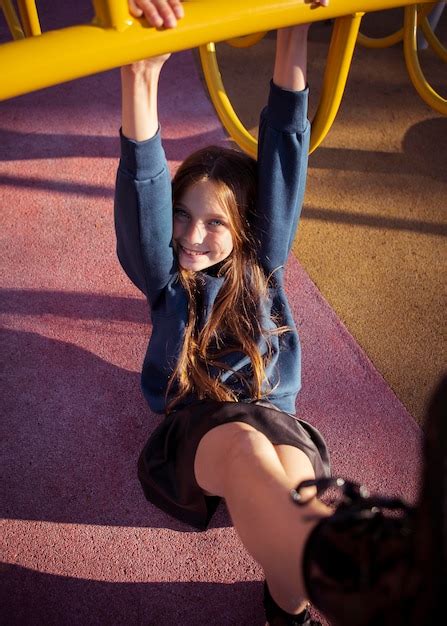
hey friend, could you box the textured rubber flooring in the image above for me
[1,49,422,625]
[0,5,427,626]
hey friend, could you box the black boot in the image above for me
[296,375,447,626]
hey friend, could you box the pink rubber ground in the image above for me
[1,51,421,625]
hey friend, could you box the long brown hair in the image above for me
[166,145,285,412]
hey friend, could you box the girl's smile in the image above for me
[179,244,208,256]
[173,179,234,271]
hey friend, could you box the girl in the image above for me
[117,2,434,625]
[116,1,331,624]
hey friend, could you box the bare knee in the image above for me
[194,422,269,496]
[227,426,274,462]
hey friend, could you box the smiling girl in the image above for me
[115,3,444,625]
[115,1,332,624]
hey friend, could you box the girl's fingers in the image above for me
[132,0,184,28]
[140,1,165,28]
[155,0,180,27]
[169,1,184,20]
[128,0,143,17]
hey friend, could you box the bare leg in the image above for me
[194,422,331,615]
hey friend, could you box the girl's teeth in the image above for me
[183,247,204,256]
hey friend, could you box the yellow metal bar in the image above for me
[17,0,41,37]
[403,5,447,115]
[310,13,364,152]
[226,32,267,49]
[0,0,436,101]
[1,0,25,40]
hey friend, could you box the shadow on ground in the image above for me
[1,566,264,626]
[2,288,233,530]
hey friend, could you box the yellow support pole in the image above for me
[17,0,41,37]
[1,0,25,40]
[199,42,258,158]
[310,13,364,153]
[92,0,133,31]
[403,4,447,115]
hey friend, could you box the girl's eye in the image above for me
[209,219,225,228]
[174,208,189,220]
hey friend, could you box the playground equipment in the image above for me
[200,2,446,156]
[1,0,445,156]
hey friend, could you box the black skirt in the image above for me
[138,400,331,530]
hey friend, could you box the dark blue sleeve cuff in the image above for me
[263,80,309,133]
[119,127,167,181]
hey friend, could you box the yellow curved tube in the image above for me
[357,27,404,48]
[226,32,267,49]
[17,0,41,37]
[310,13,364,152]
[403,5,447,115]
[357,2,434,48]
[421,13,447,62]
[199,13,363,157]
[199,42,258,158]
[1,0,25,40]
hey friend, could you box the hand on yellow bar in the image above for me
[274,0,329,91]
[129,0,184,29]
[275,1,330,47]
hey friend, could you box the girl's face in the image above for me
[173,179,234,272]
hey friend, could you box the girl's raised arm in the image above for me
[122,0,184,140]
[121,56,169,141]
[114,2,184,302]
[254,5,328,274]
[273,1,328,92]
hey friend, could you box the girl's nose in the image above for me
[185,221,205,244]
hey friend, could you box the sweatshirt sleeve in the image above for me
[114,128,175,304]
[254,81,310,274]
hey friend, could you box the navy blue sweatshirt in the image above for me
[114,81,310,414]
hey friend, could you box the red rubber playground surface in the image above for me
[1,18,423,626]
